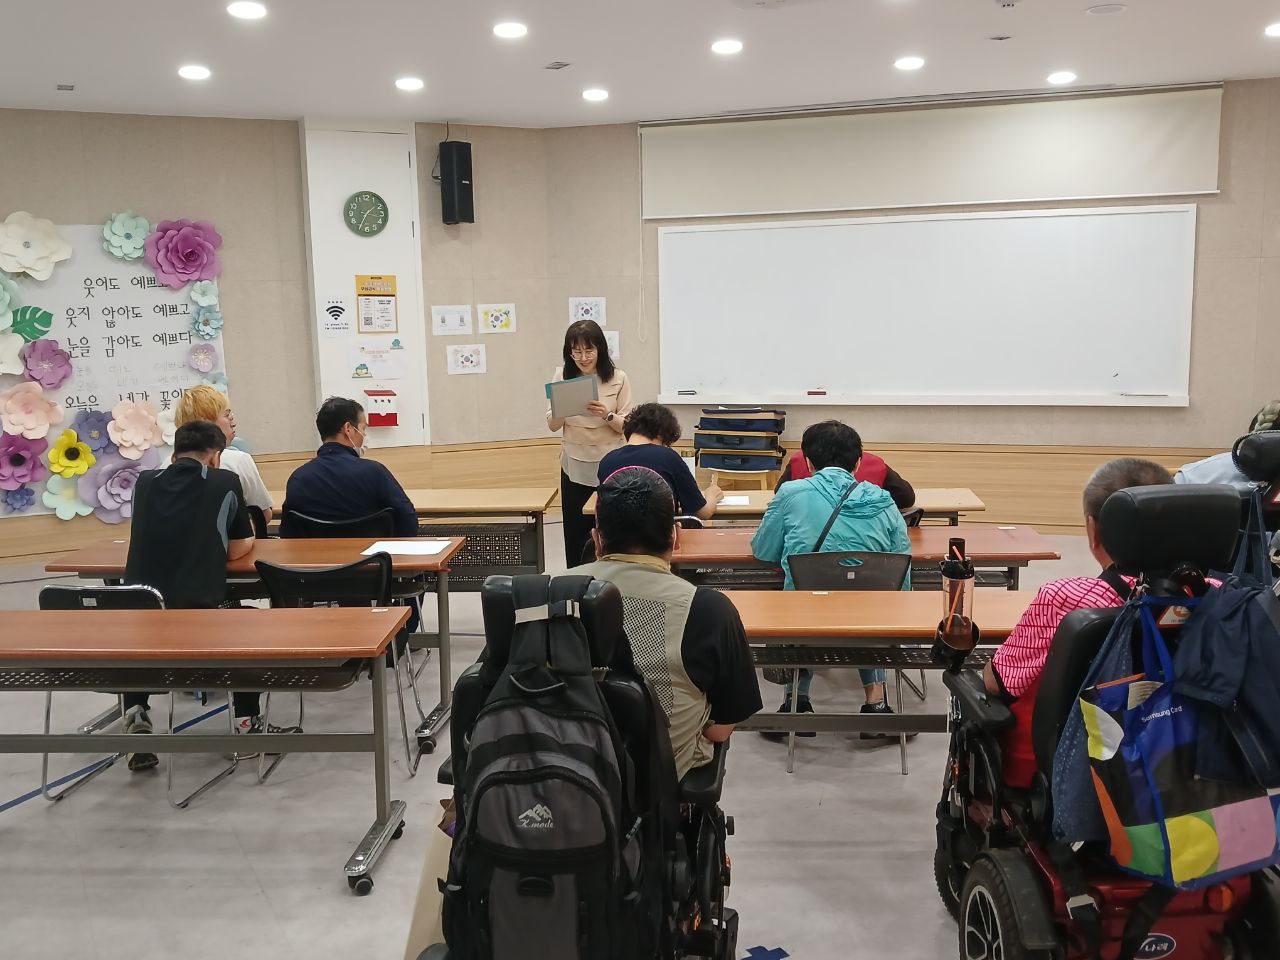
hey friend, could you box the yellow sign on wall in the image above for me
[355,274,398,334]
[355,274,397,297]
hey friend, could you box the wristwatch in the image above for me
[605,412,616,422]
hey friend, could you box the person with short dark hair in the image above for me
[1175,400,1280,489]
[597,402,724,521]
[984,457,1174,787]
[775,444,915,510]
[280,396,417,537]
[122,420,258,771]
[752,419,912,742]
[571,467,761,778]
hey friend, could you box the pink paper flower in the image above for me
[187,342,219,373]
[0,381,64,440]
[78,446,159,524]
[144,219,222,290]
[0,434,48,490]
[106,400,163,460]
[21,338,73,390]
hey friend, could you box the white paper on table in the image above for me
[720,495,751,506]
[362,540,450,556]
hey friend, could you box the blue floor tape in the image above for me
[0,702,229,814]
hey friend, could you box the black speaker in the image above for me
[439,140,474,225]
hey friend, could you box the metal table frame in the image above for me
[674,560,1028,591]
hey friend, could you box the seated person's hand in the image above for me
[706,483,725,505]
[585,400,609,418]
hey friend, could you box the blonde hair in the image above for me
[175,384,230,428]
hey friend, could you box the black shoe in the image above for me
[124,707,159,772]
[859,699,918,744]
[760,696,817,741]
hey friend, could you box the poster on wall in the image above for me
[355,274,398,334]
[477,303,516,334]
[604,329,620,361]
[350,335,405,380]
[431,304,473,336]
[320,296,353,338]
[446,344,486,375]
[569,296,606,327]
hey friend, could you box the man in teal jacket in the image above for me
[751,420,912,743]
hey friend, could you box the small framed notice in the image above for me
[356,274,399,334]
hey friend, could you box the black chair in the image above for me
[902,506,925,528]
[255,553,423,776]
[280,508,394,538]
[246,504,272,539]
[676,515,704,530]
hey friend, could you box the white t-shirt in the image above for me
[218,447,273,510]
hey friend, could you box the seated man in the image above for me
[1175,400,1279,489]
[776,443,915,510]
[598,402,724,521]
[122,421,257,771]
[984,457,1174,788]
[752,420,912,741]
[175,384,274,523]
[281,396,417,537]
[572,467,762,779]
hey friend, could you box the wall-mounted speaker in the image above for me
[439,140,474,225]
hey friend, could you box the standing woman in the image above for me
[547,319,632,564]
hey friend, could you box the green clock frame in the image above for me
[344,191,389,237]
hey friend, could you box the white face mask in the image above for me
[349,423,368,457]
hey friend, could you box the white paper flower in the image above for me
[189,279,219,308]
[0,330,24,377]
[157,406,177,446]
[0,212,72,281]
[102,211,150,261]
[0,273,20,331]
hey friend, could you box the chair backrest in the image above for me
[254,553,392,608]
[281,508,394,539]
[246,504,271,539]
[787,550,911,591]
[39,583,165,611]
[901,507,924,528]
[675,515,704,530]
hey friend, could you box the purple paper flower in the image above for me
[0,433,48,490]
[71,409,116,455]
[188,342,219,373]
[2,485,35,514]
[144,219,222,290]
[77,446,159,524]
[21,338,72,390]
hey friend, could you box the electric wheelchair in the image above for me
[934,485,1280,960]
[425,574,738,960]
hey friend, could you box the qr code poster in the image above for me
[569,296,606,327]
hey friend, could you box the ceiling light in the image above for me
[894,55,925,71]
[711,39,744,55]
[395,76,425,91]
[493,22,528,39]
[1046,70,1077,85]
[1086,3,1126,13]
[1267,23,1280,37]
[582,88,609,102]
[178,64,211,80]
[227,1,267,19]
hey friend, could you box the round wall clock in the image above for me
[344,191,389,236]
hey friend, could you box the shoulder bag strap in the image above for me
[812,477,860,553]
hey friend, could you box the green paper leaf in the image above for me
[10,305,53,342]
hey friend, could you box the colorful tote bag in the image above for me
[1077,596,1280,889]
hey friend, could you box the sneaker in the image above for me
[229,715,302,761]
[859,699,919,745]
[124,707,159,772]
[760,696,817,741]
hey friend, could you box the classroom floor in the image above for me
[0,528,1095,960]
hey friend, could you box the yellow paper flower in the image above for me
[47,428,96,478]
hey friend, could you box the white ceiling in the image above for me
[4,0,1280,128]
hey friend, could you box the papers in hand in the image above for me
[720,495,751,506]
[362,540,450,557]
[546,375,599,419]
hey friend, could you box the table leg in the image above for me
[344,655,407,894]
[786,669,800,775]
[1008,567,1020,591]
[896,670,908,776]
[414,571,452,756]
[949,513,959,527]
[534,512,546,573]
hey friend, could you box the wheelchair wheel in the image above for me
[958,859,1052,960]
[1227,869,1280,959]
[695,810,725,920]
[934,846,962,921]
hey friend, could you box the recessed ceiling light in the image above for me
[395,76,425,92]
[894,55,925,71]
[582,88,609,102]
[1267,22,1280,37]
[178,64,211,81]
[1086,3,1126,14]
[1046,70,1077,85]
[711,39,744,55]
[226,1,267,19]
[493,22,528,39]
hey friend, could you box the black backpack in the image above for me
[441,575,656,960]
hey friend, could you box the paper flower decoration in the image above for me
[157,406,176,446]
[190,279,219,308]
[2,485,34,514]
[203,371,228,394]
[42,474,94,521]
[0,382,63,440]
[79,446,159,524]
[21,338,72,390]
[145,219,222,289]
[0,212,72,281]
[48,428,96,479]
[70,409,115,455]
[106,400,163,460]
[0,330,23,376]
[0,433,48,490]
[102,211,150,260]
[187,342,219,373]
[191,305,223,340]
[0,272,20,330]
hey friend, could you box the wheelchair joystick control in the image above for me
[931,538,980,673]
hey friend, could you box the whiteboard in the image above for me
[657,206,1196,406]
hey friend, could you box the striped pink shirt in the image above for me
[992,576,1132,698]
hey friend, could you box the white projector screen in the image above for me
[657,206,1196,407]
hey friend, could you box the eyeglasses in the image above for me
[570,346,598,358]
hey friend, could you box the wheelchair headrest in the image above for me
[480,574,625,670]
[1233,430,1280,483]
[1099,484,1241,576]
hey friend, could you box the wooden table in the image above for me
[47,537,466,757]
[671,524,1059,590]
[0,607,411,892]
[725,590,1031,773]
